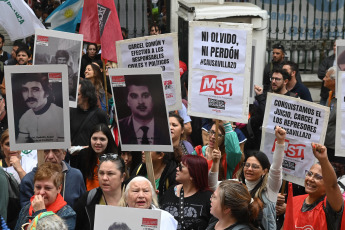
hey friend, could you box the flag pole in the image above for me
[102,59,109,116]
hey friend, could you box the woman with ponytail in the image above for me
[237,126,286,230]
[207,180,263,230]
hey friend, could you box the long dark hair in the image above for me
[237,151,270,202]
[85,124,118,179]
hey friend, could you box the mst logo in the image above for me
[200,75,233,96]
[271,139,306,159]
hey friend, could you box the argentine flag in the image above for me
[46,0,83,33]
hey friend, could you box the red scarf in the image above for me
[29,193,67,216]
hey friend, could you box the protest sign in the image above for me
[261,93,329,186]
[188,21,252,123]
[336,71,345,156]
[109,67,173,152]
[116,33,181,111]
[33,29,83,107]
[94,205,161,230]
[5,65,71,151]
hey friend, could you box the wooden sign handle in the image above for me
[214,120,219,150]
[144,151,157,191]
[37,150,45,167]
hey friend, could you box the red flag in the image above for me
[79,0,100,43]
[284,182,294,230]
[97,0,123,62]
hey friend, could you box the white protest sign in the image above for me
[94,205,161,230]
[336,71,345,156]
[192,26,247,74]
[188,21,252,123]
[261,93,329,186]
[116,33,181,111]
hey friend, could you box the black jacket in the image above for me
[318,54,334,99]
[73,187,103,230]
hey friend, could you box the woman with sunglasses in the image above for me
[193,121,242,180]
[72,124,118,191]
[237,126,286,230]
[207,180,263,230]
[283,143,344,230]
[15,163,76,230]
[74,153,126,230]
[160,155,212,230]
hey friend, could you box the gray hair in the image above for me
[327,66,336,80]
[27,213,67,230]
[123,176,159,208]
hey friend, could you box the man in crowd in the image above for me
[0,92,8,138]
[15,47,32,66]
[55,50,78,101]
[283,61,312,101]
[263,44,287,92]
[318,41,335,105]
[0,34,10,86]
[16,73,64,143]
[119,77,170,145]
[4,41,27,66]
[19,149,85,207]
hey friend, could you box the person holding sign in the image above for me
[237,126,286,230]
[206,180,263,230]
[193,122,242,180]
[74,153,126,230]
[283,144,344,230]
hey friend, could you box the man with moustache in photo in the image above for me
[16,73,64,143]
[118,77,170,145]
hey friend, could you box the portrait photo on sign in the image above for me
[4,65,71,151]
[33,29,83,107]
[109,68,172,152]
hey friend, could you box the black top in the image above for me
[160,186,212,230]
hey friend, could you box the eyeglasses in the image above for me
[243,162,261,170]
[208,130,224,139]
[270,77,283,82]
[305,170,323,181]
[178,162,185,171]
[99,153,119,161]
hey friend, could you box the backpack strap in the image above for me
[87,188,98,206]
[338,181,345,190]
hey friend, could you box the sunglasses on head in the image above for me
[99,153,119,161]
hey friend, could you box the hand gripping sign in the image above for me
[261,93,329,186]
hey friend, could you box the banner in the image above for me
[0,0,45,41]
[336,71,345,156]
[116,33,181,111]
[188,21,252,123]
[261,93,329,185]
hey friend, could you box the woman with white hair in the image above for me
[122,176,177,230]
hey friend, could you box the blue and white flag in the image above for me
[46,0,84,33]
[0,0,45,41]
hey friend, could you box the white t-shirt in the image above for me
[4,155,37,184]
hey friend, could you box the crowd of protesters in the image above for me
[0,1,344,229]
